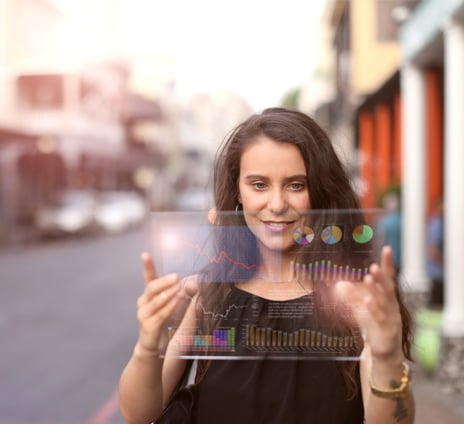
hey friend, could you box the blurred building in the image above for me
[168,90,253,207]
[183,90,253,156]
[301,0,404,191]
[0,0,168,243]
[399,0,464,393]
[306,0,463,393]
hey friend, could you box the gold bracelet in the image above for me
[369,361,411,399]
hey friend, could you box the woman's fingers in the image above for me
[334,257,397,326]
[351,249,403,357]
[144,296,179,330]
[180,274,199,298]
[141,252,158,285]
[333,248,403,358]
[136,256,182,353]
[380,245,396,280]
[137,253,199,355]
[137,272,180,307]
[138,278,181,319]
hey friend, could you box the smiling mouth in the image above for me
[263,221,295,232]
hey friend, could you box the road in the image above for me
[0,225,153,424]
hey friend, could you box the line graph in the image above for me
[180,240,279,273]
[196,301,249,320]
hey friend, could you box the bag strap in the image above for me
[172,358,197,392]
[186,359,198,386]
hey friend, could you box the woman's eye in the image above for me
[253,182,266,190]
[289,182,305,190]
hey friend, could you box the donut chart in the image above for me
[293,226,315,245]
[352,224,374,244]
[321,225,343,245]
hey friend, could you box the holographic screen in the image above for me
[148,209,387,361]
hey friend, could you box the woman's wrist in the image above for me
[372,348,404,365]
[369,359,411,399]
[133,341,162,360]
[368,347,411,397]
[371,349,404,375]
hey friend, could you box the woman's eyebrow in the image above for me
[243,174,268,180]
[242,174,307,180]
[285,174,307,180]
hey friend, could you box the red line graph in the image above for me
[180,240,278,272]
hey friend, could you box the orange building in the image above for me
[356,68,443,213]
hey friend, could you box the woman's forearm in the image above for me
[364,357,415,424]
[119,342,164,424]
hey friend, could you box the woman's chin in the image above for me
[258,238,297,254]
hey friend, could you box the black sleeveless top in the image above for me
[191,286,364,424]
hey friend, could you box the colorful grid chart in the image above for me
[168,327,236,353]
[244,325,355,352]
[290,259,369,282]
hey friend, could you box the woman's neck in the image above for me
[257,250,296,283]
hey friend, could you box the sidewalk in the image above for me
[412,362,464,423]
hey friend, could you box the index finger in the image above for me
[380,245,395,279]
[141,252,158,285]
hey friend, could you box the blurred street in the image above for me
[413,363,464,423]
[0,225,152,423]
[0,222,462,423]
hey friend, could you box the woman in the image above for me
[119,108,415,424]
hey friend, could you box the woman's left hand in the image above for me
[334,246,403,360]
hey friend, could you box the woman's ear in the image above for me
[237,194,242,204]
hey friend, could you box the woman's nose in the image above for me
[268,189,288,213]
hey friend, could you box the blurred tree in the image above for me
[280,87,301,110]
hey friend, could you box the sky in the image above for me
[56,0,327,111]
[120,0,326,110]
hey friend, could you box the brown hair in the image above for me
[196,107,413,397]
[213,107,359,212]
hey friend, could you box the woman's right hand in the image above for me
[136,252,184,356]
[120,254,195,424]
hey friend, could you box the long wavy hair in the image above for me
[195,107,413,398]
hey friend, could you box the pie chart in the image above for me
[321,225,343,245]
[352,224,374,244]
[293,226,315,245]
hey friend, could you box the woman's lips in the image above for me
[263,221,294,233]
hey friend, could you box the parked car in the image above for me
[34,190,97,238]
[94,191,147,233]
[174,188,213,211]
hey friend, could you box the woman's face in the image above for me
[238,136,311,254]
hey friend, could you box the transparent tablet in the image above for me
[148,208,386,361]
